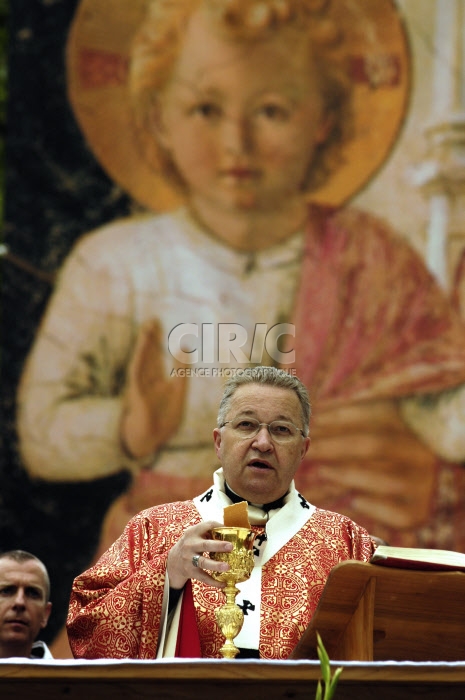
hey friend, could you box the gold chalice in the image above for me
[210,526,255,659]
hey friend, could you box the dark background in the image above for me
[1,0,133,643]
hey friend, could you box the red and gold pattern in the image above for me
[67,500,373,659]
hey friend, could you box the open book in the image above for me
[370,545,465,572]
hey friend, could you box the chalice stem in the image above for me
[211,526,255,659]
[216,580,244,659]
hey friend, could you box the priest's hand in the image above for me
[167,521,233,590]
[120,319,187,459]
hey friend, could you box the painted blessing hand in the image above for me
[120,319,187,459]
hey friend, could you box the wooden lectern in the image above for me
[291,560,465,662]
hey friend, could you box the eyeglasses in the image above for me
[221,417,305,444]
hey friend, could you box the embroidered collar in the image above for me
[224,481,287,513]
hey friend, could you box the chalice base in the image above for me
[219,639,240,659]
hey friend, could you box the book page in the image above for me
[370,545,465,571]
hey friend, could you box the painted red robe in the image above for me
[291,206,465,548]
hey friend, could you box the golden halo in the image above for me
[66,0,410,212]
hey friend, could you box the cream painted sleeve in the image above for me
[17,234,148,481]
[400,385,465,462]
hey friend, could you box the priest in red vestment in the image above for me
[67,366,375,659]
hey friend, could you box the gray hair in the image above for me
[217,367,311,436]
[0,550,51,600]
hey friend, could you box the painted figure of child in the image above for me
[18,0,465,563]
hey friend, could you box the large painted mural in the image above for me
[2,0,465,657]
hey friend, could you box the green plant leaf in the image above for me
[316,632,331,685]
[331,667,343,686]
[314,632,343,700]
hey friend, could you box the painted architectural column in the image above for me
[412,0,465,299]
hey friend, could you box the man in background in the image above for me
[0,550,52,658]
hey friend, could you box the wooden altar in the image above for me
[1,659,465,700]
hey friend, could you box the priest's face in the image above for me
[213,383,310,504]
